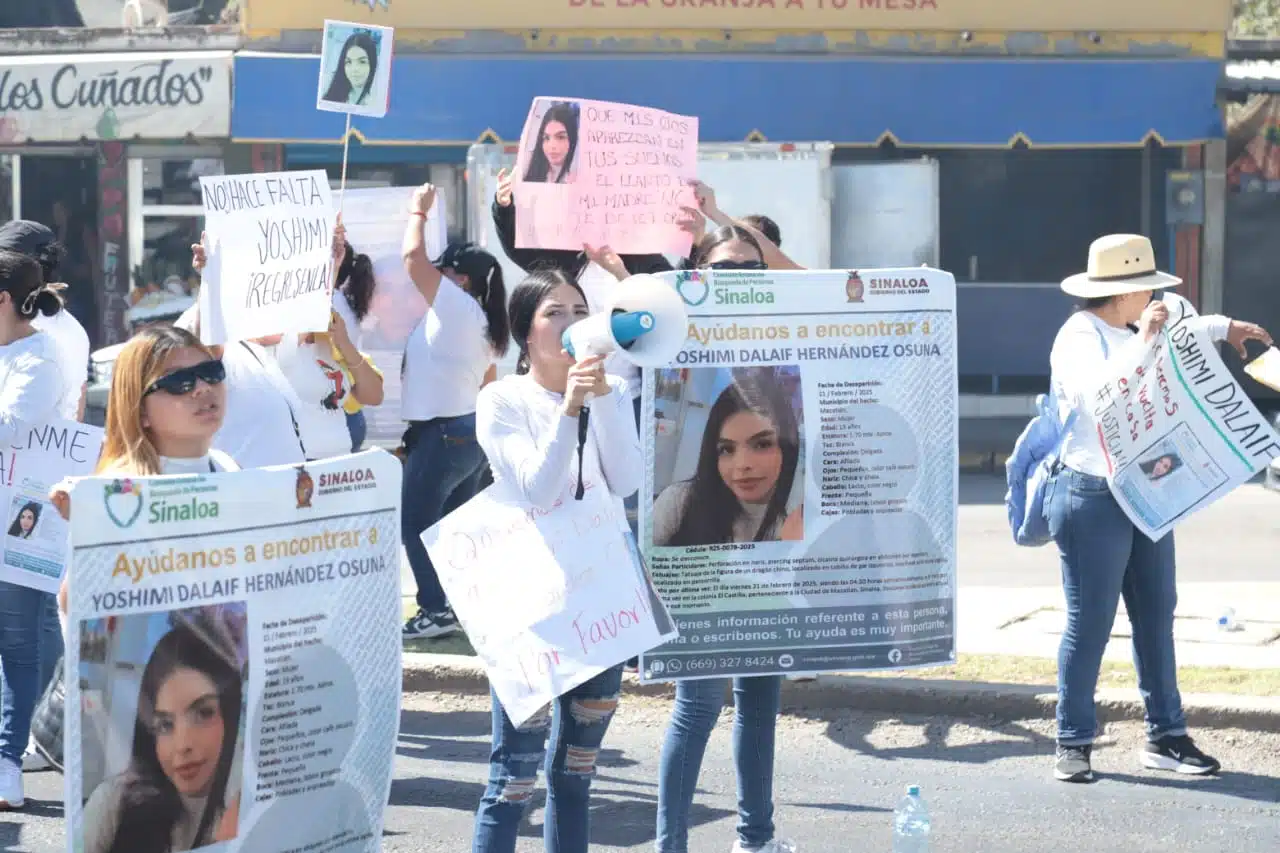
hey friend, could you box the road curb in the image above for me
[401,653,1280,733]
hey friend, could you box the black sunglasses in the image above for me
[706,260,767,271]
[144,359,226,397]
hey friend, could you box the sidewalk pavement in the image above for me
[396,550,1280,730]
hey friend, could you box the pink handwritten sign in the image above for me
[513,96,699,256]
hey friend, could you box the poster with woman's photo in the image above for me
[65,450,402,853]
[316,20,395,118]
[512,96,698,255]
[640,268,958,682]
[0,419,103,594]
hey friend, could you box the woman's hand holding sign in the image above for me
[495,168,514,208]
[1227,319,1273,359]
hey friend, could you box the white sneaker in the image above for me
[731,839,795,853]
[21,750,50,773]
[0,758,24,809]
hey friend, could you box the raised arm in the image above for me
[693,181,803,270]
[402,183,445,306]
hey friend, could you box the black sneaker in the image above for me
[1142,734,1220,776]
[1054,743,1094,783]
[402,608,461,640]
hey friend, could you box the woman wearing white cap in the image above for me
[1046,234,1271,784]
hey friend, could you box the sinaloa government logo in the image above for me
[104,479,143,529]
[675,270,709,307]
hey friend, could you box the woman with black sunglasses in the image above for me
[0,249,71,811]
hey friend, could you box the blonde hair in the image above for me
[98,325,216,476]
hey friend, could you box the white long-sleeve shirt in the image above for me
[0,331,64,446]
[1050,309,1229,477]
[476,373,642,510]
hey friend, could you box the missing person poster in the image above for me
[197,170,336,345]
[0,420,104,593]
[1088,292,1280,540]
[513,96,698,256]
[64,450,401,853]
[316,20,395,119]
[640,268,958,681]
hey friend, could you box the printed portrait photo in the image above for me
[7,498,41,540]
[520,99,582,186]
[651,365,806,547]
[79,603,250,853]
[316,20,395,118]
[1140,451,1183,483]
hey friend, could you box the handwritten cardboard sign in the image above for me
[421,482,676,726]
[0,419,104,593]
[197,170,335,345]
[513,96,699,256]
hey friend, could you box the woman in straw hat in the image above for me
[1046,234,1271,784]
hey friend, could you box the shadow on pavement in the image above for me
[796,708,1055,764]
[1101,770,1280,806]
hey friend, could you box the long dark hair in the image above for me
[508,268,586,375]
[523,102,580,184]
[689,226,765,269]
[0,250,62,320]
[435,243,510,356]
[7,501,39,538]
[104,619,243,853]
[336,241,375,322]
[666,367,800,547]
[322,31,379,105]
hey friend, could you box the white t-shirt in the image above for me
[0,331,65,444]
[332,289,363,351]
[476,373,641,510]
[274,336,352,461]
[214,342,308,469]
[32,311,89,420]
[1051,308,1230,477]
[402,278,494,422]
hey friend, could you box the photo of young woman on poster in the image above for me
[1140,451,1183,483]
[522,100,581,185]
[315,21,394,118]
[80,604,247,853]
[7,501,40,539]
[652,366,805,547]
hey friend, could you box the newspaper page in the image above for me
[640,267,958,681]
[1090,292,1280,540]
[65,450,401,853]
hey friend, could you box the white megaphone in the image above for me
[560,273,689,367]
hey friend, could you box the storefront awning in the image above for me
[232,53,1224,147]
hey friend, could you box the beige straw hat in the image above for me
[1061,234,1182,298]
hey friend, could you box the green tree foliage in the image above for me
[1236,0,1280,36]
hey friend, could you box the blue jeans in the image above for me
[346,409,367,453]
[657,676,782,853]
[1046,467,1184,745]
[0,583,59,764]
[400,415,487,614]
[473,666,624,853]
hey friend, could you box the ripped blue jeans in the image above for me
[473,666,624,853]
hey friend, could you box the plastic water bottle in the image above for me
[893,785,930,853]
[1217,608,1238,632]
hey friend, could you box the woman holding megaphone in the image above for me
[470,267,641,853]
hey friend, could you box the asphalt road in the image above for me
[7,692,1279,852]
[959,474,1277,588]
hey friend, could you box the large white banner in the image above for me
[339,186,447,445]
[422,483,675,726]
[640,268,958,681]
[0,52,231,144]
[0,420,103,594]
[198,170,336,345]
[1088,292,1280,540]
[65,450,401,853]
